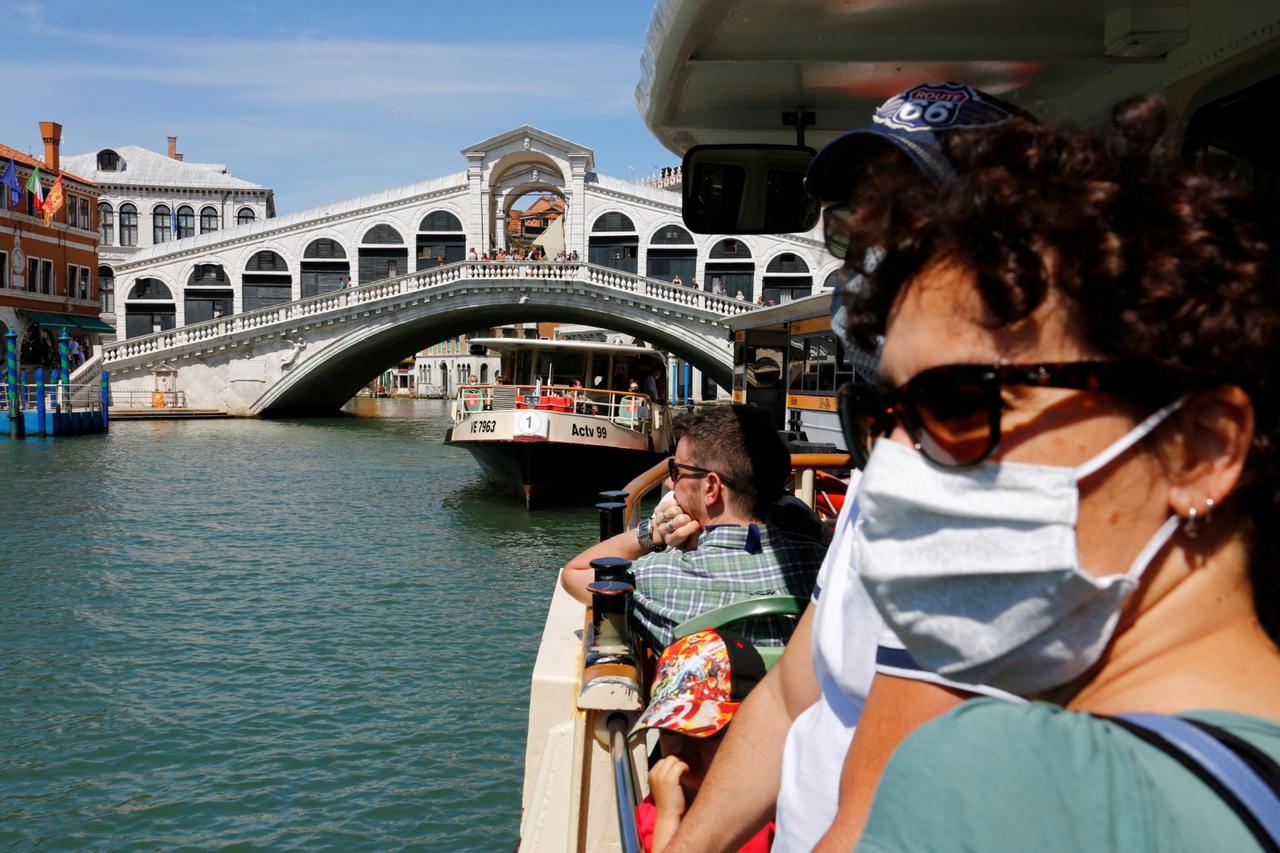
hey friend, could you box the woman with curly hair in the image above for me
[836,96,1280,851]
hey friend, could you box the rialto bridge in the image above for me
[100,126,839,414]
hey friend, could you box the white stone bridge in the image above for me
[102,261,753,415]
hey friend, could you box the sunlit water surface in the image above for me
[0,398,598,850]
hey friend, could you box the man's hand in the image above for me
[652,492,701,550]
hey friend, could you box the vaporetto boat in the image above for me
[443,338,675,508]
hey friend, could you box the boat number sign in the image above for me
[468,419,498,434]
[570,423,607,439]
[515,411,548,437]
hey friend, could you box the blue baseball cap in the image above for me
[806,82,1033,202]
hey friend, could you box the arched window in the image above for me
[362,224,404,244]
[418,211,463,231]
[480,364,489,383]
[187,264,228,286]
[710,238,751,259]
[246,250,288,272]
[823,268,847,291]
[127,279,173,300]
[98,265,115,314]
[591,211,636,232]
[765,253,809,274]
[98,202,114,246]
[236,207,256,225]
[119,203,138,247]
[200,206,219,234]
[175,205,195,239]
[649,224,694,245]
[152,205,171,244]
[97,149,120,171]
[304,238,347,259]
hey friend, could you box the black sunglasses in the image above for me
[837,361,1188,469]
[822,204,858,260]
[667,458,738,489]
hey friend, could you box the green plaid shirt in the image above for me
[628,523,824,652]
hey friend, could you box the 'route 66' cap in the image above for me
[806,82,1034,202]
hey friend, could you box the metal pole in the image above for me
[684,363,692,406]
[101,370,110,432]
[6,328,21,438]
[58,331,70,409]
[34,368,45,436]
[608,713,642,853]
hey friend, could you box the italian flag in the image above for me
[25,166,43,212]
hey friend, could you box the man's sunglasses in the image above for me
[667,459,738,489]
[837,361,1187,469]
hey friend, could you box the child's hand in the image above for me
[649,755,689,818]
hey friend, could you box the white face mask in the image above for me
[854,397,1185,695]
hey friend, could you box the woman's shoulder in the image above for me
[858,699,1264,853]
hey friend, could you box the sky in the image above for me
[0,1,678,215]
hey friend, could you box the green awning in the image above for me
[21,310,80,331]
[73,316,116,334]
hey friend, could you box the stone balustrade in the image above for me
[103,261,755,367]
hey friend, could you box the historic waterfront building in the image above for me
[62,137,274,336]
[0,121,109,372]
[102,126,837,342]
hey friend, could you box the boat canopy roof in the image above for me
[725,292,832,332]
[469,338,664,358]
[638,0,1277,153]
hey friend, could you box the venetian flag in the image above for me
[24,166,43,212]
[41,176,64,227]
[0,159,20,207]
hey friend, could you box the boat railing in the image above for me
[619,452,854,529]
[454,384,663,432]
[108,389,189,409]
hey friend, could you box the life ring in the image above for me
[464,392,480,410]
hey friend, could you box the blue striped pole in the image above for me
[58,331,70,408]
[101,370,109,432]
[34,368,45,436]
[6,328,21,438]
[684,363,692,406]
[19,370,26,408]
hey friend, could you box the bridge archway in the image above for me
[647,223,696,285]
[417,210,465,270]
[185,263,232,323]
[257,296,732,415]
[243,250,292,311]
[706,238,754,301]
[589,212,638,274]
[302,238,350,297]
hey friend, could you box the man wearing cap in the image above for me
[661,83,1032,853]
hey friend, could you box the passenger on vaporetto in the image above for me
[657,85,1036,853]
[560,404,824,652]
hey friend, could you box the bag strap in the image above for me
[1105,712,1280,852]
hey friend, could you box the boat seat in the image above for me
[617,395,647,428]
[672,595,806,670]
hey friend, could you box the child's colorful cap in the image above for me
[631,627,766,738]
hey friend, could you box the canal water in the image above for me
[0,398,599,850]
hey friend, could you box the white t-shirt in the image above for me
[772,488,1020,852]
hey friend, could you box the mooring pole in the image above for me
[58,331,70,410]
[6,328,23,438]
[101,370,110,432]
[34,368,45,436]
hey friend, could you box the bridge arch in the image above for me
[820,262,845,292]
[256,292,733,415]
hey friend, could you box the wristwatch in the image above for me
[637,518,666,553]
